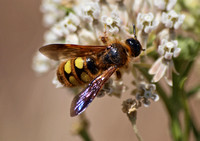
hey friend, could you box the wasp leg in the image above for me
[100,30,109,44]
[115,70,122,80]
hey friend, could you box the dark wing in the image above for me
[39,44,107,60]
[70,66,117,117]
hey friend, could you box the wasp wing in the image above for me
[70,66,117,117]
[39,44,107,60]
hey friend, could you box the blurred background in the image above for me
[0,0,199,141]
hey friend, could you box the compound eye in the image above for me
[126,38,134,46]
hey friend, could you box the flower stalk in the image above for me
[127,111,143,141]
[71,113,93,141]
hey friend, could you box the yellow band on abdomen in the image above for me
[75,57,84,69]
[64,60,71,74]
[81,72,91,82]
[69,76,79,86]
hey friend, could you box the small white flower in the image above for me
[102,11,122,34]
[52,75,64,88]
[40,0,57,13]
[44,31,59,44]
[161,10,185,29]
[60,13,80,35]
[43,13,58,27]
[65,33,79,44]
[154,0,177,11]
[158,39,181,60]
[40,0,65,27]
[32,52,58,74]
[50,13,80,38]
[79,29,97,44]
[137,13,159,33]
[51,23,64,37]
[149,39,181,86]
[135,82,159,107]
[79,2,101,23]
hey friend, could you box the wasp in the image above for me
[39,25,144,117]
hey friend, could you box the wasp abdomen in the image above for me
[57,57,100,87]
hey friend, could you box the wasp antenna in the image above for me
[133,24,137,39]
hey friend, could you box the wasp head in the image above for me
[125,24,144,57]
[126,38,143,57]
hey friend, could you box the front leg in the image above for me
[100,30,109,45]
[115,70,122,80]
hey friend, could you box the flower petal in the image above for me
[171,60,179,75]
[149,57,163,75]
[52,75,64,88]
[149,84,156,91]
[165,62,173,86]
[152,60,167,82]
[143,99,151,107]
[151,94,159,102]
[173,47,181,58]
[166,0,177,11]
[136,93,142,100]
[158,45,165,55]
[164,52,173,60]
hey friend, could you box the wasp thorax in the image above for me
[102,43,128,67]
[126,38,142,57]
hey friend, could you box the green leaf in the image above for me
[176,37,200,61]
[187,85,200,98]
[179,77,188,89]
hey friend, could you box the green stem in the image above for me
[156,83,174,117]
[79,129,92,141]
[171,73,185,141]
[191,119,200,140]
[132,122,143,141]
[178,77,199,141]
[170,118,182,141]
[180,91,190,141]
[127,111,143,141]
[78,114,93,141]
[171,62,197,141]
[181,60,194,78]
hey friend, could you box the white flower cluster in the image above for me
[132,0,184,86]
